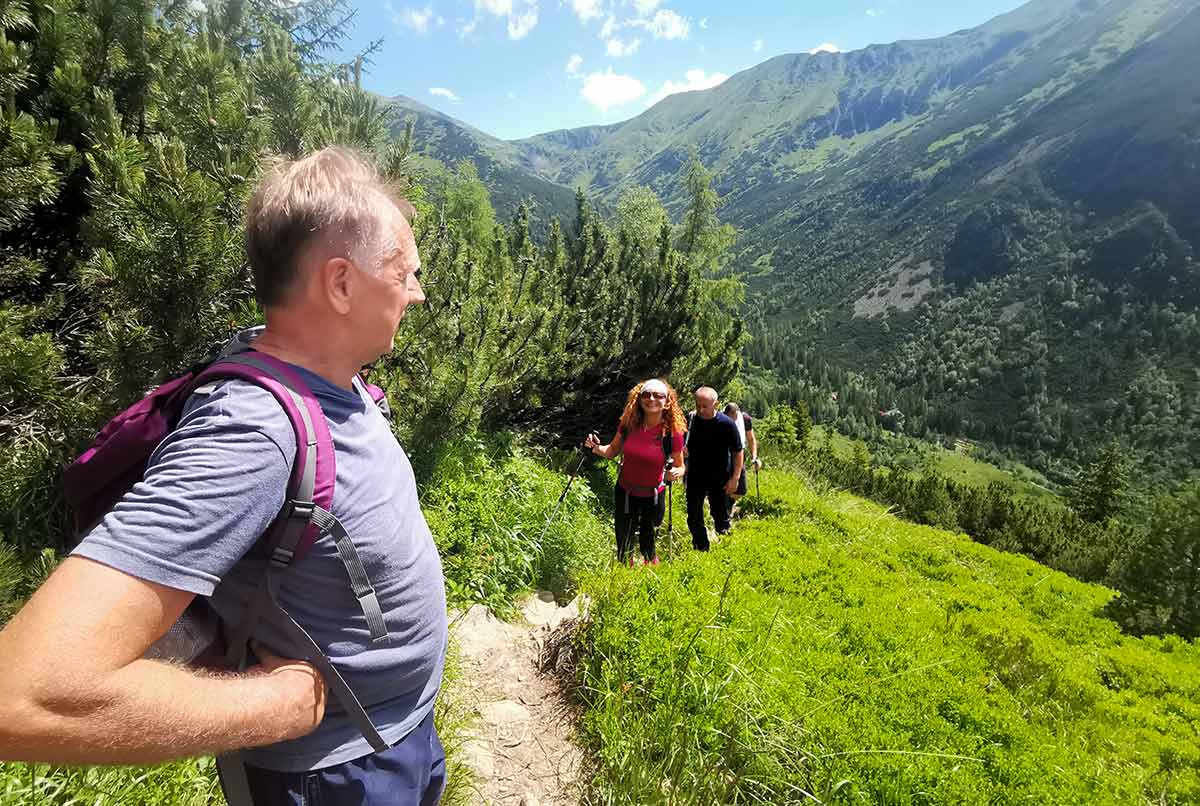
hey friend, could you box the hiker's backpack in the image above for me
[62,326,392,752]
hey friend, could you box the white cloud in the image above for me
[566,53,584,75]
[630,0,660,14]
[866,7,882,16]
[429,87,461,102]
[507,90,518,100]
[699,16,708,29]
[457,17,478,36]
[507,5,538,38]
[580,68,646,112]
[599,14,617,38]
[752,38,763,52]
[468,0,538,39]
[570,0,601,22]
[644,68,727,107]
[387,2,435,34]
[476,0,511,14]
[630,8,689,39]
[606,37,640,57]
[808,42,840,54]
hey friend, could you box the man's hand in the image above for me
[667,465,686,482]
[752,457,763,469]
[724,477,738,495]
[249,641,328,741]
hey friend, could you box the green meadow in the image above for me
[574,468,1200,805]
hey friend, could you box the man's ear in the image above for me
[319,257,355,315]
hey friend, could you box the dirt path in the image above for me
[450,593,585,806]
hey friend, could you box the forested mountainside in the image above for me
[387,0,1200,485]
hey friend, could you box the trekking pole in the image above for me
[536,442,591,548]
[756,462,761,498]
[664,457,676,560]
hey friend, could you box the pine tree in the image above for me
[0,0,388,562]
[1067,439,1128,523]
[794,400,813,448]
[1107,482,1200,638]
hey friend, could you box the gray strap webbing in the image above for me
[353,374,392,420]
[261,570,390,752]
[350,375,373,407]
[216,753,254,806]
[219,326,264,358]
[312,505,388,642]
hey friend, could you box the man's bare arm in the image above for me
[727,449,745,493]
[0,557,326,765]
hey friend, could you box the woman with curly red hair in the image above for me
[584,379,686,565]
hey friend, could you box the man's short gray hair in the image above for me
[245,146,415,307]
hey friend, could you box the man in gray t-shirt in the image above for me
[0,147,448,804]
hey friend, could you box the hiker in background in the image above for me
[684,387,744,551]
[723,402,761,518]
[585,379,686,566]
[0,147,449,805]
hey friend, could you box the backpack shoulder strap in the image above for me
[197,352,387,639]
[196,353,390,752]
[355,373,392,420]
[193,352,333,565]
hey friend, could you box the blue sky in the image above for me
[337,0,1028,140]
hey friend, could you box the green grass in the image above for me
[927,450,1057,502]
[574,467,1200,804]
[814,426,1057,503]
[0,759,221,805]
[926,124,989,155]
[421,433,612,615]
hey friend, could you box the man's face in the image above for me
[695,392,718,419]
[356,209,425,360]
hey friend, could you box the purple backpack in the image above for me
[63,326,391,752]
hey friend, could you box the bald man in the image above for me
[684,387,743,550]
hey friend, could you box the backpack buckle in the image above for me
[285,499,314,522]
[270,546,295,567]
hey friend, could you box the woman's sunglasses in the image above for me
[640,391,667,400]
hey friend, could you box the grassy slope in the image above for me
[813,426,1058,502]
[577,467,1200,804]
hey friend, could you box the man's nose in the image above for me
[410,275,427,305]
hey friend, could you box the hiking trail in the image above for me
[450,593,585,806]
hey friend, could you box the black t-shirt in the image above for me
[686,412,743,485]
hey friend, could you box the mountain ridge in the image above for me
[378,0,1200,480]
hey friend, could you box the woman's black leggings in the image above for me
[613,486,665,562]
